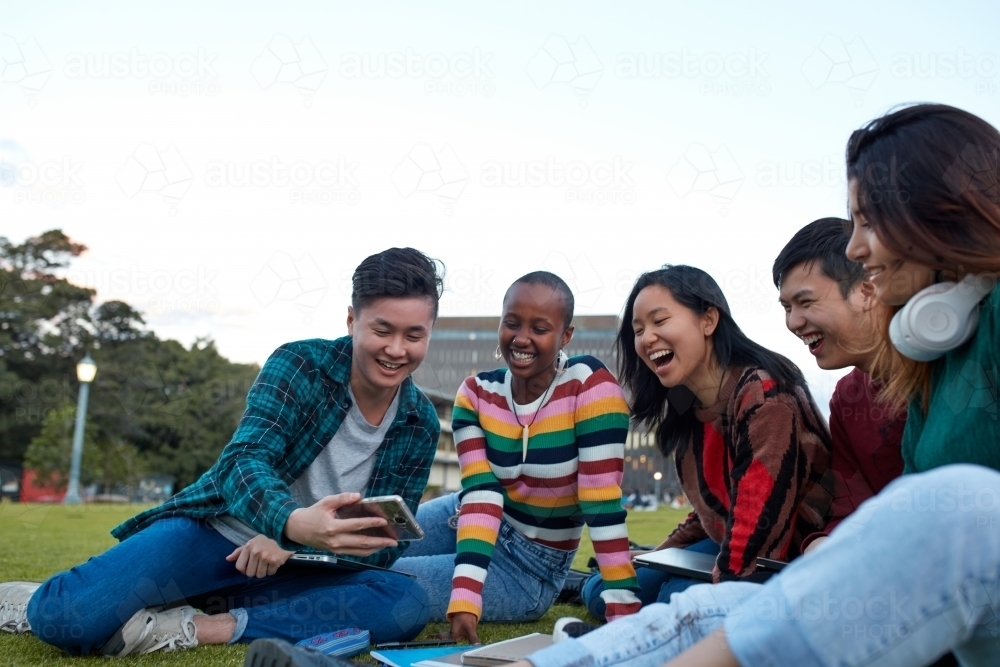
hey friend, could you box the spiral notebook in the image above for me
[460,634,553,667]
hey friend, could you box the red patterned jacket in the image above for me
[663,366,833,582]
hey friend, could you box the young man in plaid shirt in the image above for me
[8,248,444,657]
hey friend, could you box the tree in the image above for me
[23,403,149,496]
[4,230,261,492]
[22,404,95,492]
[1,231,94,460]
[88,439,147,497]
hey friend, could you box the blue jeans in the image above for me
[26,517,429,655]
[581,538,719,620]
[527,465,1000,667]
[392,492,575,622]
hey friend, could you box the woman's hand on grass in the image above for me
[284,492,398,556]
[227,534,294,578]
[449,612,481,644]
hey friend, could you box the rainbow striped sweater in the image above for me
[447,355,642,621]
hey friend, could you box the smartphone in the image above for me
[336,495,425,541]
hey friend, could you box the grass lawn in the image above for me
[0,501,690,667]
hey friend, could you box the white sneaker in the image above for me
[100,605,205,656]
[553,616,599,642]
[0,582,41,634]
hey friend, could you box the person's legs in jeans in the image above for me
[27,517,431,654]
[655,539,720,604]
[723,464,1000,667]
[187,567,429,644]
[390,492,461,621]
[479,523,575,622]
[397,492,459,558]
[393,519,575,623]
[390,553,455,621]
[582,538,719,620]
[582,565,673,620]
[26,517,251,655]
[528,581,762,667]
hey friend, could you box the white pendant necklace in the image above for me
[511,371,560,463]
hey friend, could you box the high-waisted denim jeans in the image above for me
[26,517,430,655]
[527,465,1000,667]
[392,492,576,622]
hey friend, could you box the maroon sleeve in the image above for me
[825,385,870,535]
[824,370,908,535]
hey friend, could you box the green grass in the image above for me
[0,502,689,666]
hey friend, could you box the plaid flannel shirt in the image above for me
[111,336,440,567]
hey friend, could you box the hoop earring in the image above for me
[554,349,568,374]
[495,344,503,361]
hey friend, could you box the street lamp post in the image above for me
[653,471,663,506]
[64,353,97,505]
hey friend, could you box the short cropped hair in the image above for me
[351,247,445,318]
[504,271,574,328]
[772,217,865,298]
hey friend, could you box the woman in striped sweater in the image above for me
[581,265,833,617]
[393,272,641,642]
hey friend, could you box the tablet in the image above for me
[633,548,789,580]
[755,557,788,572]
[632,548,716,581]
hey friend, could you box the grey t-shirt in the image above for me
[209,386,400,547]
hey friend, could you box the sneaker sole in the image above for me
[100,627,127,657]
[245,639,297,667]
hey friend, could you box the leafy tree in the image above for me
[1,231,94,460]
[22,404,95,492]
[3,230,260,492]
[22,403,149,495]
[89,439,147,497]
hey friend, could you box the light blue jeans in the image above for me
[527,465,1000,667]
[392,492,575,622]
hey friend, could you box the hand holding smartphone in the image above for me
[337,495,425,541]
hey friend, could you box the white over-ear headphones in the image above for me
[890,274,995,362]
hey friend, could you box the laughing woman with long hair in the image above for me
[579,265,834,618]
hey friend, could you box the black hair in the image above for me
[351,248,445,318]
[504,270,575,328]
[772,217,865,298]
[616,265,806,456]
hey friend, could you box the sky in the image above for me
[3,0,999,409]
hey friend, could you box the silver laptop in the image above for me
[288,553,416,579]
